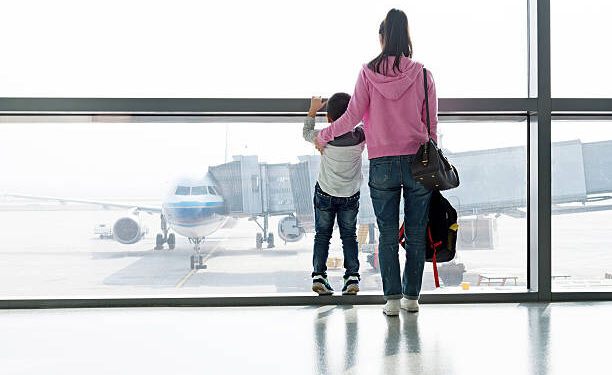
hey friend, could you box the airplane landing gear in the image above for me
[190,255,206,270]
[251,214,275,249]
[168,233,176,250]
[155,233,164,250]
[189,237,207,270]
[155,214,175,250]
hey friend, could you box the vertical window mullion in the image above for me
[528,0,552,301]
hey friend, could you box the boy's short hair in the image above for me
[326,92,351,121]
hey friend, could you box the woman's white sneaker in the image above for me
[382,300,400,316]
[400,298,419,312]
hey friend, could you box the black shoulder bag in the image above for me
[411,68,460,191]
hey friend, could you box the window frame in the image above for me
[1,0,611,308]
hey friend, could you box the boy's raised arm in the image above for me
[303,96,327,144]
[302,116,316,144]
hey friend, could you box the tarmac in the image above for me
[0,202,610,298]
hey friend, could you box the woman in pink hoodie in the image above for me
[315,9,438,316]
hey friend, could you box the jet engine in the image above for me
[112,214,146,244]
[277,216,304,243]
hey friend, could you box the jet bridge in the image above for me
[445,139,612,217]
[208,140,612,249]
[208,155,313,248]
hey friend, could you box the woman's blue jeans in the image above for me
[369,155,432,300]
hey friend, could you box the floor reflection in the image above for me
[0,302,609,375]
[313,305,361,375]
[342,306,359,372]
[313,305,426,375]
[309,302,565,375]
[527,303,551,375]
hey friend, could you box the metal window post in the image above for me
[528,0,552,301]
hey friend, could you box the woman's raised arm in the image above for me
[316,68,370,147]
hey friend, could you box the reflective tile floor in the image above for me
[0,302,610,374]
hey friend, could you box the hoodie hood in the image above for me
[362,56,424,100]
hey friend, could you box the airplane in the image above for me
[5,174,228,270]
[6,139,612,273]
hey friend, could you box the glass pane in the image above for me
[552,120,612,291]
[0,116,526,298]
[438,121,527,292]
[552,1,612,97]
[0,0,526,98]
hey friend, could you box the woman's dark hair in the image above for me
[368,9,413,75]
[326,92,351,121]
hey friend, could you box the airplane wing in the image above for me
[3,193,162,214]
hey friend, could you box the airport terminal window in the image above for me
[0,0,525,98]
[1,3,610,304]
[552,1,612,97]
[0,117,527,298]
[551,120,612,291]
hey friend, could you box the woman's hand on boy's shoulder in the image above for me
[308,96,327,118]
[314,133,325,154]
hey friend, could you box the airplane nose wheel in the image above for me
[189,237,207,270]
[190,255,207,270]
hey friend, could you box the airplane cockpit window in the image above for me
[175,186,190,195]
[208,186,218,195]
[191,186,207,195]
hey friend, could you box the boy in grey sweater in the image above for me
[303,93,365,295]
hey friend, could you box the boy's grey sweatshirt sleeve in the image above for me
[303,116,316,144]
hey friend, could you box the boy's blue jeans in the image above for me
[312,183,360,278]
[369,155,432,300]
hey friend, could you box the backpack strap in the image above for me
[428,226,441,288]
[432,252,439,288]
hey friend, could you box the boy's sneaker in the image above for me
[312,275,334,295]
[400,297,420,312]
[383,300,400,316]
[342,275,360,295]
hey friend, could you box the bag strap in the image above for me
[423,67,431,138]
[427,226,441,288]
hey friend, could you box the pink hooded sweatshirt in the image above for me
[317,56,438,160]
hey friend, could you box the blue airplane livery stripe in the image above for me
[164,201,224,208]
[164,205,226,227]
[173,222,217,228]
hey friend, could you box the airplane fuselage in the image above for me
[161,175,227,240]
